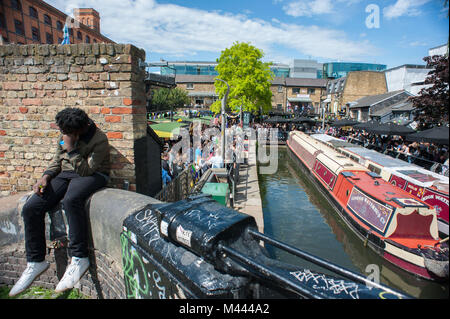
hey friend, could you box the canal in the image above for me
[258,146,448,299]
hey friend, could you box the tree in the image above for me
[409,54,449,128]
[211,42,274,114]
[151,87,190,111]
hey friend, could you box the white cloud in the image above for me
[383,0,431,20]
[282,0,333,17]
[282,0,361,17]
[47,0,377,62]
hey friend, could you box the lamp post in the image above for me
[216,78,230,164]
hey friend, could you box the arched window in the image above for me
[44,14,52,26]
[29,6,38,18]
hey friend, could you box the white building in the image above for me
[428,44,448,56]
[384,64,432,96]
[290,59,322,78]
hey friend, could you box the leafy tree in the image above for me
[211,42,274,114]
[409,54,449,128]
[151,87,190,111]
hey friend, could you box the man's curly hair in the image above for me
[55,108,90,134]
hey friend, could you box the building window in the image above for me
[77,31,82,40]
[43,14,52,26]
[307,88,315,94]
[31,27,40,41]
[292,88,300,94]
[85,35,90,43]
[93,39,97,43]
[57,38,63,44]
[11,0,22,11]
[29,6,38,19]
[14,19,24,36]
[56,20,63,31]
[46,32,53,44]
[186,83,194,90]
[278,86,283,93]
[68,28,73,36]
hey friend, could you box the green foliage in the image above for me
[0,285,89,299]
[211,42,274,114]
[151,87,190,111]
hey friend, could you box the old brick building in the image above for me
[0,0,113,45]
[323,71,387,118]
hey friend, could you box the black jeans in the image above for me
[22,171,107,262]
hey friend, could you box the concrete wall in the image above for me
[0,43,149,197]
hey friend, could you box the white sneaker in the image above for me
[55,257,89,293]
[9,261,50,297]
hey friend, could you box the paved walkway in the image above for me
[233,162,264,233]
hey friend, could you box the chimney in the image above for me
[73,8,101,33]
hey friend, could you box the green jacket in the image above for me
[44,123,110,179]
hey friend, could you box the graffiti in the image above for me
[121,230,151,299]
[290,269,361,299]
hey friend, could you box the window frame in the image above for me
[29,6,38,19]
[45,32,53,44]
[31,26,40,41]
[14,19,25,36]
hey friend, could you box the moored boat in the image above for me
[287,131,449,281]
[310,133,449,238]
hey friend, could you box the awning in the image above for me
[187,92,219,97]
[149,122,189,139]
[288,97,312,103]
[322,98,331,103]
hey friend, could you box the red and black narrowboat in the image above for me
[287,131,448,281]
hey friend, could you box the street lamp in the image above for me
[216,78,230,164]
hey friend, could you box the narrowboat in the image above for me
[287,131,448,281]
[311,134,449,238]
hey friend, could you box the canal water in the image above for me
[258,146,448,299]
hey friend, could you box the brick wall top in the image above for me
[0,44,145,61]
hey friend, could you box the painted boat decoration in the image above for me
[311,134,449,238]
[287,131,449,281]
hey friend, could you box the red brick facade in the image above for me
[0,0,113,45]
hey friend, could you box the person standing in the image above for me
[9,108,110,297]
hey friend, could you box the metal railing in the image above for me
[155,167,197,202]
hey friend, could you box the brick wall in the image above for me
[0,244,125,299]
[341,71,387,106]
[0,43,147,197]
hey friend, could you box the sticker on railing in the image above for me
[160,220,169,237]
[176,225,192,247]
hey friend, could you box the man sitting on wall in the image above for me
[9,108,110,297]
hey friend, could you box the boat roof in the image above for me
[345,171,430,209]
[344,147,405,167]
[344,147,448,187]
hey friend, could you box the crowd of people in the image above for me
[159,112,449,186]
[160,119,245,186]
[327,126,449,175]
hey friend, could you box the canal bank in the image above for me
[258,146,448,299]
[234,162,264,233]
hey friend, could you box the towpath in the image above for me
[233,161,264,233]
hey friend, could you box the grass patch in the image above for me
[0,285,89,299]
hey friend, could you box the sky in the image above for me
[47,0,449,69]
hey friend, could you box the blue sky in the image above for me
[48,0,448,68]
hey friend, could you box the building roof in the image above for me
[285,77,327,87]
[370,99,414,117]
[384,64,431,73]
[349,90,409,108]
